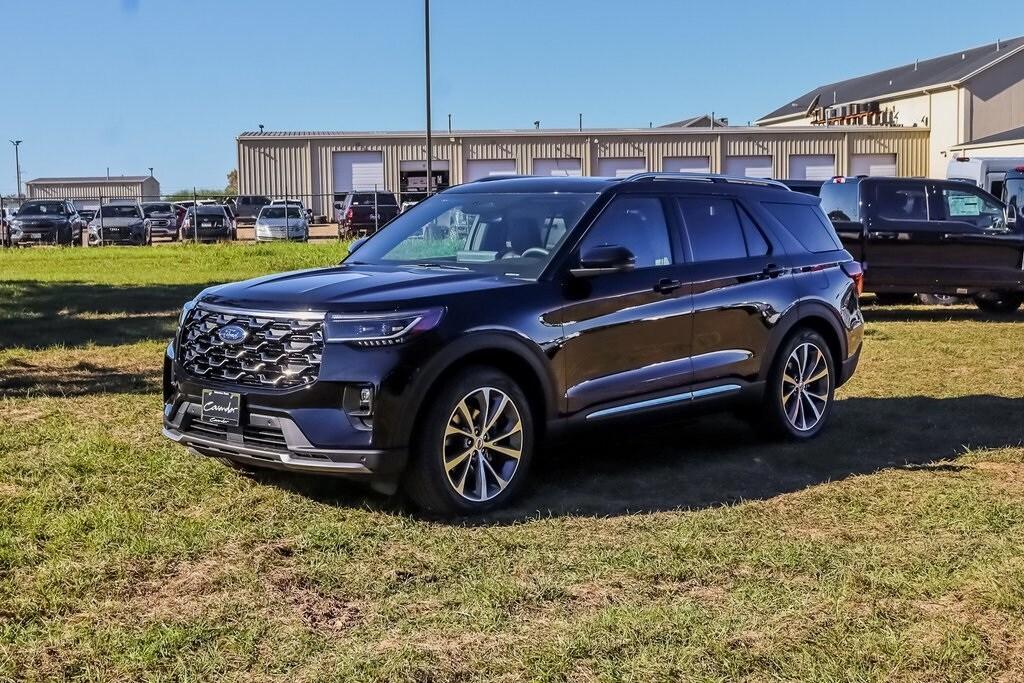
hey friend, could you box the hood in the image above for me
[202,263,527,312]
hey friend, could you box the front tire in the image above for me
[760,329,835,440]
[974,291,1023,314]
[403,368,535,516]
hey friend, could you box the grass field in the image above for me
[2,243,1023,682]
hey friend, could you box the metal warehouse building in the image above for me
[237,126,930,216]
[25,175,161,202]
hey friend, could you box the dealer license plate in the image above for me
[201,389,241,426]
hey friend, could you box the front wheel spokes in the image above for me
[443,386,524,502]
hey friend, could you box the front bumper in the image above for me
[162,400,404,477]
[162,339,410,484]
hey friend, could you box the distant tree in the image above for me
[165,188,229,201]
[226,169,238,194]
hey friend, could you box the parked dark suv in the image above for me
[9,199,84,246]
[163,174,864,515]
[820,176,1024,312]
[337,191,400,237]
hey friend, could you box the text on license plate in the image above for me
[201,389,241,426]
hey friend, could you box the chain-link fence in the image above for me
[0,187,419,248]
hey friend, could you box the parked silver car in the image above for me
[254,205,309,241]
[88,201,151,246]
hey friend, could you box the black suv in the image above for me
[337,191,400,237]
[9,199,84,246]
[163,174,864,515]
[820,176,1024,312]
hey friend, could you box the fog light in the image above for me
[343,384,375,417]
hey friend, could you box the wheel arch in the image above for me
[396,332,557,447]
[760,301,847,383]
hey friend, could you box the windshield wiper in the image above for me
[409,262,470,271]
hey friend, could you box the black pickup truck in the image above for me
[820,176,1024,313]
[336,191,400,237]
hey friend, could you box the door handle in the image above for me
[762,263,785,278]
[654,278,683,294]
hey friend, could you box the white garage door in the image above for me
[333,151,385,192]
[663,156,711,174]
[851,154,897,176]
[596,157,647,177]
[789,155,836,181]
[724,156,773,178]
[532,158,583,176]
[465,159,517,182]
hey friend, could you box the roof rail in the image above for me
[469,174,523,183]
[621,172,791,190]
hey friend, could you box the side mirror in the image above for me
[1007,203,1018,228]
[347,236,369,254]
[570,244,636,277]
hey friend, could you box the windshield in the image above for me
[100,205,141,218]
[1004,178,1024,211]
[347,191,597,279]
[18,202,65,216]
[260,207,303,219]
[143,203,172,216]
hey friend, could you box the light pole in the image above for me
[9,140,22,198]
[424,0,432,198]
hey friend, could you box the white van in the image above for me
[946,156,1024,198]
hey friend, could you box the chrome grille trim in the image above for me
[179,304,325,389]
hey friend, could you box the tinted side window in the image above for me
[580,196,672,268]
[738,205,770,256]
[763,202,841,253]
[940,187,1004,229]
[677,196,748,262]
[875,182,928,221]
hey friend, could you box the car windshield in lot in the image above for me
[18,202,65,216]
[348,191,598,279]
[819,181,861,222]
[100,205,141,218]
[260,207,303,219]
[143,203,173,216]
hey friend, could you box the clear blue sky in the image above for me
[2,0,1022,194]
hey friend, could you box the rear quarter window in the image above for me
[762,201,842,253]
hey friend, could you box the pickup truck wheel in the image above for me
[404,368,534,516]
[759,329,835,440]
[974,292,1023,314]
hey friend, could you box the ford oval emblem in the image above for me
[218,324,248,344]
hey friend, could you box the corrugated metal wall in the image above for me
[238,128,932,207]
[27,181,147,200]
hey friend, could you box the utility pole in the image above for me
[9,140,22,198]
[424,0,432,198]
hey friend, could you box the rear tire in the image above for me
[974,291,1023,314]
[759,328,835,440]
[403,367,535,516]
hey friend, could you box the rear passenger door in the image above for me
[674,195,783,386]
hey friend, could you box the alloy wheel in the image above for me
[781,342,830,432]
[442,387,523,502]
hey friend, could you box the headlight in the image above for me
[325,308,445,346]
[11,219,24,229]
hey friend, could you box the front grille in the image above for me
[179,306,324,389]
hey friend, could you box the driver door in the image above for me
[557,194,694,415]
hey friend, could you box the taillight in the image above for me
[345,207,354,221]
[841,261,864,296]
